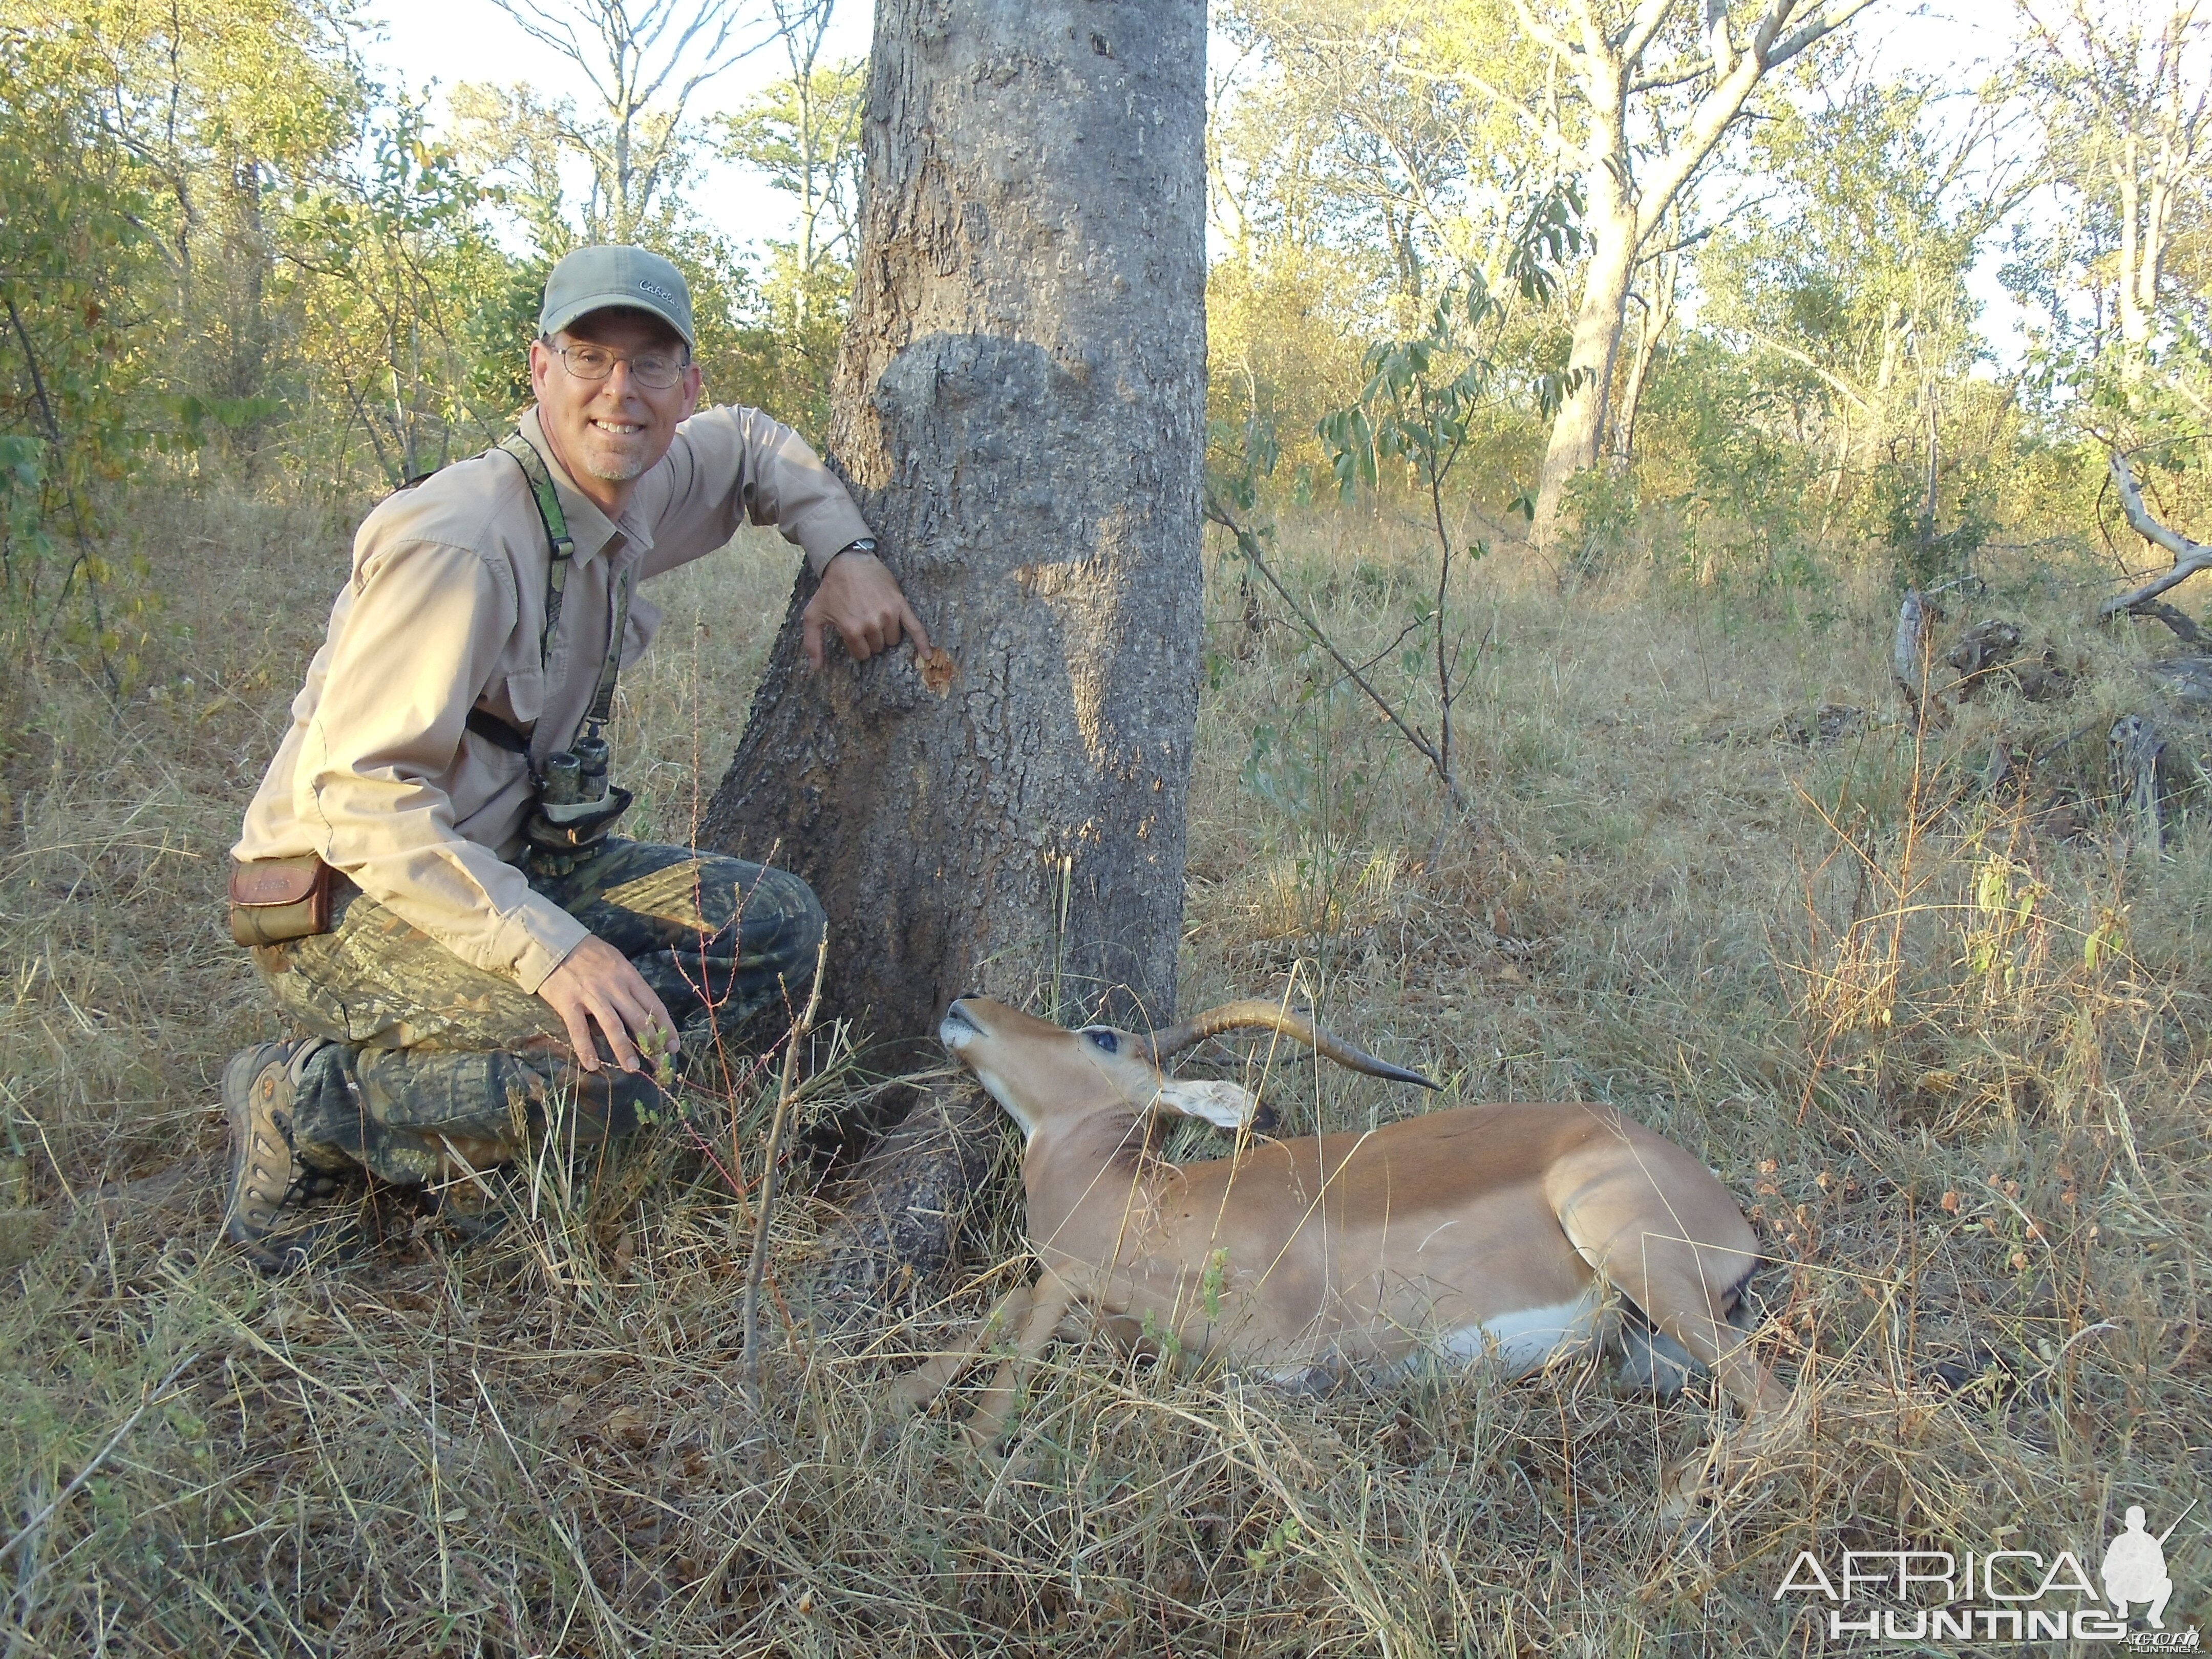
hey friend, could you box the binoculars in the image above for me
[525,729,630,878]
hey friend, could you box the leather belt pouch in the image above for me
[228,854,335,948]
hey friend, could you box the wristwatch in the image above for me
[825,536,877,570]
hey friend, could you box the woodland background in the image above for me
[3,1,2211,1654]
[6,0,2208,650]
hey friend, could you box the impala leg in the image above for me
[963,1270,1079,1452]
[1560,1201,1791,1512]
[894,1280,1035,1418]
[1631,1268,1794,1514]
[1650,1283,1787,1429]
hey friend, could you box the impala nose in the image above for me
[939,998,982,1050]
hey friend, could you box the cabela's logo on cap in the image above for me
[639,279,676,301]
[1772,1499,2199,1648]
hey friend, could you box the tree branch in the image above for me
[2101,450,2212,617]
[1206,493,1466,809]
[488,0,590,74]
[1634,219,1718,262]
[1740,326,1877,414]
[1629,0,1871,247]
[1769,0,1879,70]
[2129,598,2209,647]
[1620,0,1681,69]
[1507,0,1581,66]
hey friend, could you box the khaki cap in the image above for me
[539,245,696,349]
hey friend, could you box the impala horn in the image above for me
[1142,1001,1439,1089]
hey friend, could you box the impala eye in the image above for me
[1082,1028,1119,1055]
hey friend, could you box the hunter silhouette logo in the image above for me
[2104,1506,2179,1629]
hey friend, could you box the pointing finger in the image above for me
[900,597,932,658]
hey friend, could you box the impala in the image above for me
[899,995,1794,1508]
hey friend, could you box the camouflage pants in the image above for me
[249,839,824,1187]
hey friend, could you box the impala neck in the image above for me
[1020,1107,1151,1236]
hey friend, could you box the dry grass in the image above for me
[2,487,2206,1655]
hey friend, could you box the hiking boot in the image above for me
[222,1039,350,1272]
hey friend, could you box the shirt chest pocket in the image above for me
[499,664,546,728]
[461,664,545,774]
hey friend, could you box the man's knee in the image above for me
[252,887,564,1052]
[747,866,826,976]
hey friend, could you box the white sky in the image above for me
[359,0,876,248]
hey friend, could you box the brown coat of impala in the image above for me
[901,995,1793,1506]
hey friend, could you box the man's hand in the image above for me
[537,935,677,1074]
[803,549,932,670]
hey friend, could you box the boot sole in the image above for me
[221,1040,314,1267]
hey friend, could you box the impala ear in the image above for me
[1154,1078,1264,1131]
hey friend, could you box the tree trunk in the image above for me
[2118,133,2149,375]
[1529,178,1635,550]
[1610,244,1676,473]
[702,0,1206,1165]
[1517,0,1871,555]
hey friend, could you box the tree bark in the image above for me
[804,1079,1004,1331]
[703,0,1206,1063]
[1530,151,1636,542]
[1614,226,1679,471]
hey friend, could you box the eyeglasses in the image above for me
[546,341,690,390]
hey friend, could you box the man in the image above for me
[223,245,925,1268]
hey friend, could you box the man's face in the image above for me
[527,309,703,496]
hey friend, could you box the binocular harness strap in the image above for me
[495,432,631,755]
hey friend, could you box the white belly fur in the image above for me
[1435,1288,1604,1374]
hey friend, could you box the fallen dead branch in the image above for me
[2101,451,2212,620]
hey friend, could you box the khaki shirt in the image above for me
[235,405,870,993]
